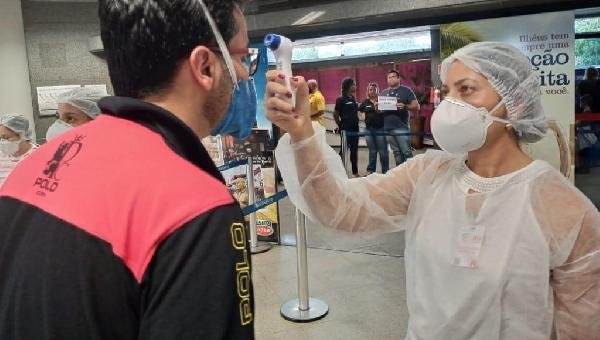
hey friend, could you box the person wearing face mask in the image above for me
[45,87,103,141]
[266,42,600,339]
[0,1,256,339]
[0,114,37,186]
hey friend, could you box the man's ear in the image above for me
[189,46,218,91]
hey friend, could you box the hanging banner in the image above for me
[202,131,281,243]
[214,130,280,243]
[441,11,575,172]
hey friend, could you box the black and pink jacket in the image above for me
[0,97,254,339]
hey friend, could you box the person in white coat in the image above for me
[265,42,600,339]
[0,114,37,186]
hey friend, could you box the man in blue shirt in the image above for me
[380,69,420,166]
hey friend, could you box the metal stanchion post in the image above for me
[246,156,272,254]
[281,209,329,322]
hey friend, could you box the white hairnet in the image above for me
[441,42,548,143]
[0,113,33,140]
[57,88,103,119]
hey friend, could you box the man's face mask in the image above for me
[197,0,257,140]
[211,78,257,140]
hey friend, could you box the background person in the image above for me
[45,87,103,140]
[577,66,600,113]
[381,69,419,165]
[0,0,255,339]
[333,77,360,177]
[266,42,600,339]
[359,82,388,174]
[0,113,37,186]
[308,79,326,127]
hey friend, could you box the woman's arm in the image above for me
[551,208,600,338]
[276,123,428,232]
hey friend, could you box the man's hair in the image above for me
[388,69,400,78]
[99,0,243,99]
[341,77,355,94]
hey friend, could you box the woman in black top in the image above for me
[359,83,389,173]
[334,78,360,176]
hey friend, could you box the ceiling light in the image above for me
[292,11,326,26]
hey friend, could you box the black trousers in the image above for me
[340,131,359,175]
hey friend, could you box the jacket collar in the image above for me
[98,96,225,184]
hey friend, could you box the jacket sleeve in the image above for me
[551,207,600,339]
[138,203,254,340]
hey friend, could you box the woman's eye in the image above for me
[460,85,474,93]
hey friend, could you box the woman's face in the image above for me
[348,84,357,97]
[442,61,504,117]
[367,86,378,98]
[442,60,512,147]
[57,103,93,127]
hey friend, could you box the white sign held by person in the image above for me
[378,96,398,111]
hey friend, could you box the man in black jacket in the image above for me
[0,0,255,339]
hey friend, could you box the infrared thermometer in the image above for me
[264,34,295,108]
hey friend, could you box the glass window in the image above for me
[316,44,343,59]
[266,27,432,65]
[575,17,600,34]
[575,38,600,68]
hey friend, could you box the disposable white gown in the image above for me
[0,145,37,187]
[276,124,600,340]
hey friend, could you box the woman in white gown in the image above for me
[265,42,600,339]
[0,114,37,187]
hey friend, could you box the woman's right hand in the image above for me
[265,70,314,143]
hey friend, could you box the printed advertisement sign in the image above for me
[202,130,280,243]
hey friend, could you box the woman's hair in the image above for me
[341,77,355,95]
[585,67,598,80]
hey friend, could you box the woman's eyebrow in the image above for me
[453,78,478,86]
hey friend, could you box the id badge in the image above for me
[452,225,485,269]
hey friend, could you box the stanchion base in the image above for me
[251,241,272,254]
[280,298,329,323]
